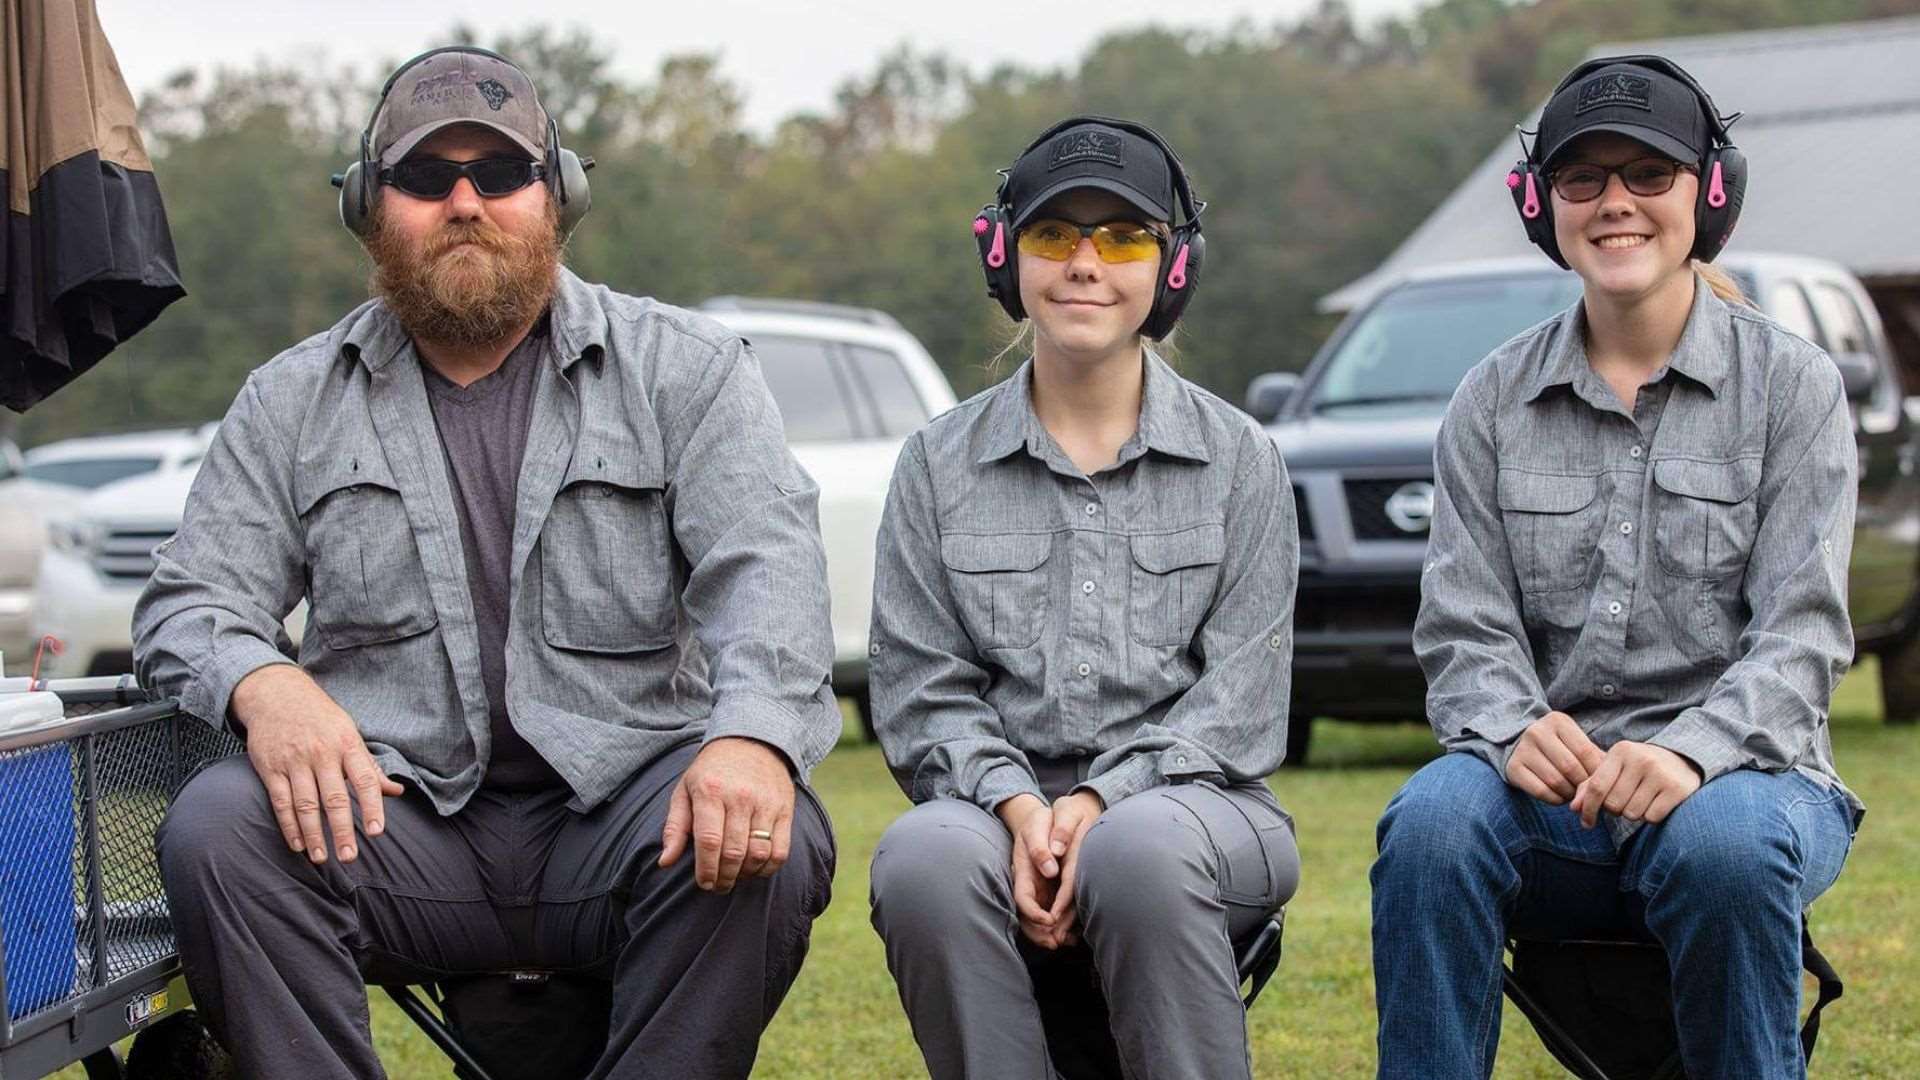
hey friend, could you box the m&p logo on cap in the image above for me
[1576,72,1653,114]
[1048,130,1124,171]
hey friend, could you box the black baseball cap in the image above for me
[1004,119,1174,229]
[1535,59,1713,170]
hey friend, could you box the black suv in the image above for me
[1251,254,1920,762]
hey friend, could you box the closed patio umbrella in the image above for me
[1,0,182,412]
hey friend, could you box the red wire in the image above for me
[29,634,63,684]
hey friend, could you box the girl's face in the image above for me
[1016,189,1163,361]
[1551,132,1699,303]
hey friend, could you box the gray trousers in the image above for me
[154,741,834,1080]
[869,757,1298,1080]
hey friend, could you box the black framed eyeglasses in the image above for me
[1547,158,1696,203]
[379,157,546,199]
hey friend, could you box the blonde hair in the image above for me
[1694,259,1751,307]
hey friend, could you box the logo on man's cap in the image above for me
[1576,72,1653,114]
[1048,130,1124,171]
[476,79,513,111]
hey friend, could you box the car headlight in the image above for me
[46,518,103,557]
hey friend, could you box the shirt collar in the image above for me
[974,350,1212,466]
[1526,272,1729,403]
[342,266,607,374]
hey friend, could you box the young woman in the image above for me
[865,117,1300,1079]
[1372,57,1861,1079]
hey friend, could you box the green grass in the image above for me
[56,661,1919,1077]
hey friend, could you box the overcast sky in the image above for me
[97,0,1427,131]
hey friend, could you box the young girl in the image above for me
[866,117,1300,1079]
[1373,57,1861,1079]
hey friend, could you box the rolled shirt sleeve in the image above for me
[133,376,303,728]
[1648,357,1857,781]
[1075,433,1298,807]
[869,433,1047,814]
[1414,367,1550,775]
[660,337,841,780]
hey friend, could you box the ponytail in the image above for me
[1694,260,1751,307]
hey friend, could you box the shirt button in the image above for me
[1629,445,1644,459]
[1268,633,1284,649]
[1607,601,1623,615]
[1082,580,1096,594]
[869,642,882,656]
[1076,662,1092,678]
[1823,538,1834,554]
[1085,503,1099,516]
[1174,755,1188,766]
[1601,683,1617,697]
[1619,521,1634,535]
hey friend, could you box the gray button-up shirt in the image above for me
[869,354,1298,813]
[133,269,839,814]
[1415,277,1863,842]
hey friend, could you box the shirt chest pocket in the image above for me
[1497,470,1604,594]
[296,463,439,650]
[540,456,677,654]
[940,533,1052,651]
[1129,523,1226,647]
[1650,458,1761,580]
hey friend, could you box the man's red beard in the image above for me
[366,200,562,348]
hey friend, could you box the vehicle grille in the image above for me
[1345,478,1433,540]
[92,529,173,583]
[1293,485,1315,543]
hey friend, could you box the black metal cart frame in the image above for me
[0,679,238,1080]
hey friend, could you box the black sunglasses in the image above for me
[379,157,546,199]
[1547,158,1696,203]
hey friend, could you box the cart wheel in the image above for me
[125,1010,233,1080]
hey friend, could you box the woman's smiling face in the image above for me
[1017,189,1163,360]
[1551,132,1700,302]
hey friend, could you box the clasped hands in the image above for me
[1506,711,1702,827]
[997,789,1105,950]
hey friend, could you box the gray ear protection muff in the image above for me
[332,46,593,240]
[972,116,1205,341]
[1507,55,1744,270]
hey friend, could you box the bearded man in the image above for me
[133,48,837,1080]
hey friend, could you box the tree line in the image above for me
[16,0,1915,445]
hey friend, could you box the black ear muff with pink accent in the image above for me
[1507,54,1744,271]
[973,115,1205,341]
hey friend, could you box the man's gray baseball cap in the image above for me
[370,49,549,166]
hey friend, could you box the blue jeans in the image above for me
[1371,753,1854,1080]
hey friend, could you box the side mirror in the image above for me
[1832,352,1879,402]
[1245,372,1302,425]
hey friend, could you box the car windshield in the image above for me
[1309,273,1584,416]
[24,456,163,489]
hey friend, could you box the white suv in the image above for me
[701,298,958,730]
[26,301,958,730]
[22,427,212,492]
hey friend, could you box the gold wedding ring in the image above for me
[749,829,774,840]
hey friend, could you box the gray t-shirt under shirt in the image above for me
[421,322,565,790]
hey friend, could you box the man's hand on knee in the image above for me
[659,737,795,893]
[231,664,403,865]
[1506,712,1605,806]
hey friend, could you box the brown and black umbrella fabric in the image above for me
[1,0,182,412]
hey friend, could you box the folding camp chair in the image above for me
[1501,917,1842,1080]
[388,913,1285,1080]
